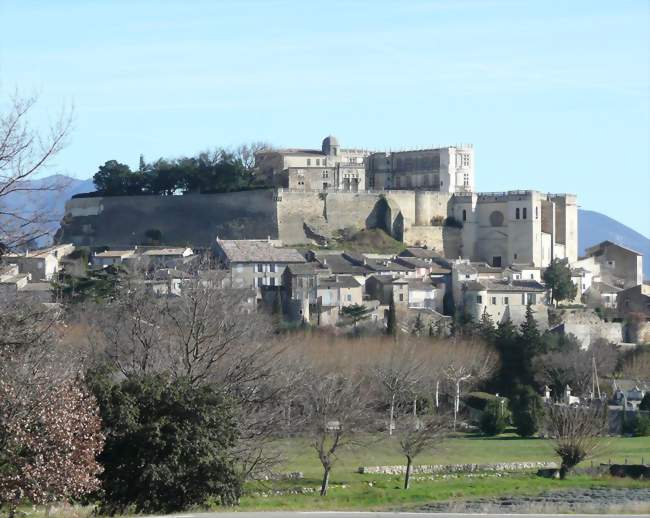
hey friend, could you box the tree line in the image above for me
[90,143,270,196]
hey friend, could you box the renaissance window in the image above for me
[316,159,320,166]
[306,159,311,166]
[504,297,509,305]
[491,297,497,305]
[462,209,467,222]
[523,207,527,219]
[476,295,482,304]
[462,154,470,167]
[516,208,520,220]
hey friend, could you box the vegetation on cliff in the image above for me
[90,143,271,196]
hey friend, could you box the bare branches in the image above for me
[545,404,608,478]
[0,92,73,252]
[299,368,373,496]
[397,413,451,489]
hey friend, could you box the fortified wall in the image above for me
[57,189,458,253]
[57,188,575,268]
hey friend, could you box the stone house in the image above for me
[365,275,409,306]
[313,275,364,327]
[580,241,643,289]
[93,249,136,267]
[5,243,75,281]
[394,256,451,280]
[214,239,305,296]
[585,281,622,309]
[460,279,548,327]
[617,283,650,318]
[407,278,446,313]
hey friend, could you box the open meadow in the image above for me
[234,433,650,511]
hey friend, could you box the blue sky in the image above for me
[1,0,648,235]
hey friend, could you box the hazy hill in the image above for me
[3,176,649,277]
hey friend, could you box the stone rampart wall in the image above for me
[58,190,279,248]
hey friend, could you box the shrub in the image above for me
[635,414,650,437]
[88,372,240,514]
[479,399,510,436]
[510,386,545,437]
[464,392,499,412]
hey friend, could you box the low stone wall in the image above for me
[358,461,557,475]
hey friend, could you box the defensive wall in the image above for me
[58,188,458,251]
[56,189,571,267]
[57,190,280,248]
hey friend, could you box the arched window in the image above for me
[462,209,467,222]
[516,208,520,220]
[523,207,527,219]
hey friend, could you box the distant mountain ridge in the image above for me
[3,176,649,278]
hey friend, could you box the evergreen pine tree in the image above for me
[493,316,521,396]
[477,308,496,344]
[518,303,542,386]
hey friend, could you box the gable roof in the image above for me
[585,240,642,257]
[217,240,305,264]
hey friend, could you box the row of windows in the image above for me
[306,158,326,166]
[256,263,279,273]
[476,293,537,305]
[515,207,540,220]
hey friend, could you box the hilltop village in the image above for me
[3,136,649,346]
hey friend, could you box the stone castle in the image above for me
[58,135,577,269]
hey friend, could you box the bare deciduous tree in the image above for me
[534,340,619,398]
[397,413,450,490]
[300,369,372,496]
[0,93,73,253]
[439,339,498,430]
[545,404,608,479]
[371,342,423,436]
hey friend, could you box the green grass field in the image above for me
[235,433,650,511]
[271,432,650,478]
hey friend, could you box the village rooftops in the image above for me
[400,247,448,262]
[471,262,504,275]
[217,239,305,264]
[95,250,136,258]
[395,256,452,274]
[141,247,192,257]
[318,275,362,289]
[585,240,643,257]
[461,279,546,292]
[483,279,547,292]
[312,252,371,275]
[407,279,439,291]
[369,274,409,285]
[592,281,622,294]
[5,244,74,259]
[509,263,542,272]
[285,262,331,276]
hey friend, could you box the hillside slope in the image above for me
[578,209,649,279]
